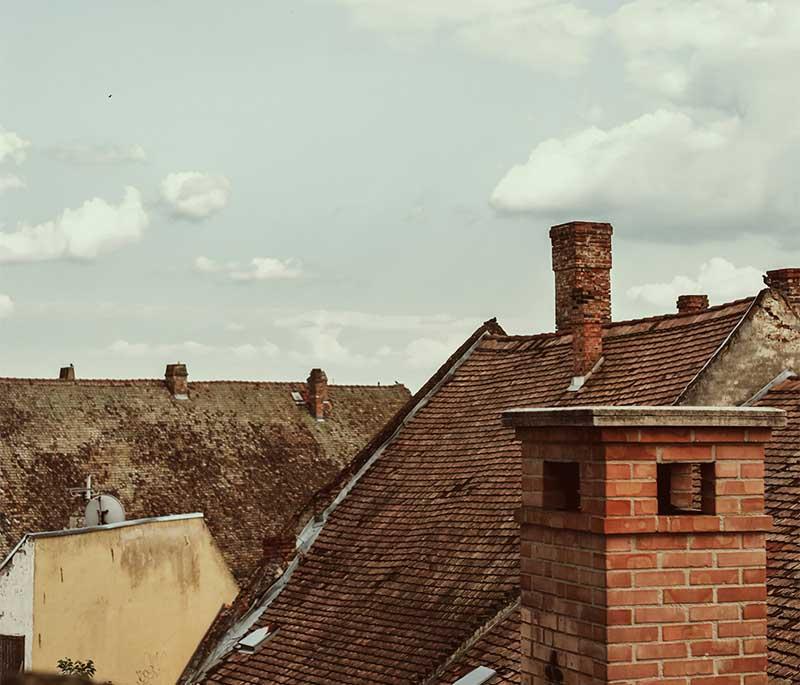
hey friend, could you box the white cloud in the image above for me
[49,143,147,165]
[491,109,767,227]
[0,126,29,165]
[627,257,763,308]
[486,0,800,238]
[336,0,602,70]
[291,325,377,367]
[108,339,279,358]
[161,172,231,220]
[0,187,149,263]
[405,333,469,369]
[275,309,474,332]
[231,342,280,359]
[194,256,303,281]
[0,175,25,193]
[0,294,14,319]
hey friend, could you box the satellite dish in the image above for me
[84,494,125,527]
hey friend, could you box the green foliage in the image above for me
[57,658,97,679]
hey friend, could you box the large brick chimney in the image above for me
[165,363,189,399]
[306,368,328,421]
[764,268,800,314]
[550,221,613,382]
[504,405,783,685]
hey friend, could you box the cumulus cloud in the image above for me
[291,324,378,367]
[484,0,800,239]
[627,257,763,308]
[491,109,773,229]
[0,187,149,263]
[405,334,467,369]
[49,142,147,165]
[275,309,474,332]
[336,0,602,70]
[108,339,279,358]
[0,175,25,193]
[161,172,231,220]
[0,126,29,165]
[194,256,303,281]
[0,294,14,319]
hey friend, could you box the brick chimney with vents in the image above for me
[306,368,328,421]
[764,268,800,314]
[677,294,709,314]
[59,364,75,380]
[165,363,189,399]
[504,405,783,685]
[550,221,613,382]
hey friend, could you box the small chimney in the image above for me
[165,363,189,399]
[59,364,75,380]
[306,368,328,421]
[550,221,613,383]
[676,294,709,314]
[764,268,800,313]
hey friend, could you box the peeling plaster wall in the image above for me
[682,290,800,406]
[29,517,238,685]
[0,539,34,667]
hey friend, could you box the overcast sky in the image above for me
[2,1,799,390]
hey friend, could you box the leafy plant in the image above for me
[57,658,97,679]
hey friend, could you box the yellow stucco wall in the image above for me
[29,516,238,685]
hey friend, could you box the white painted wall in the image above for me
[0,539,35,667]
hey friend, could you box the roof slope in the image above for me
[202,298,753,684]
[0,378,409,580]
[756,376,800,683]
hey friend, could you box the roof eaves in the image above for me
[182,320,500,685]
[671,290,764,406]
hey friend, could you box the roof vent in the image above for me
[453,666,497,685]
[235,626,274,653]
[59,364,75,380]
[165,363,189,400]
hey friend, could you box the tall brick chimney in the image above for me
[550,221,613,382]
[504,405,783,685]
[676,294,709,314]
[306,368,328,421]
[165,363,189,399]
[764,268,800,314]
[59,364,75,380]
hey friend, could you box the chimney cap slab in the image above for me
[503,405,785,429]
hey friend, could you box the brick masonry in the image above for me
[506,407,784,685]
[549,221,613,377]
[763,269,800,315]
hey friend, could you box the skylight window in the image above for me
[291,391,305,405]
[235,626,273,653]
[453,666,496,685]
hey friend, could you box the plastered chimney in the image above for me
[677,294,709,314]
[59,364,75,380]
[550,221,613,382]
[504,405,783,685]
[306,368,328,421]
[165,363,189,399]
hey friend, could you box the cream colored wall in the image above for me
[29,517,238,685]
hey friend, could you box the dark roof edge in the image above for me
[180,317,503,685]
[671,289,765,406]
[422,597,520,685]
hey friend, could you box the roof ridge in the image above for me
[488,295,757,344]
[422,597,520,685]
[0,377,405,389]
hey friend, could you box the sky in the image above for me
[2,0,800,391]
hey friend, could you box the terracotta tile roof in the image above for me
[199,298,757,685]
[0,378,409,581]
[755,376,800,683]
